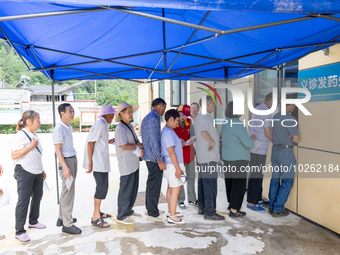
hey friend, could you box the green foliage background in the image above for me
[0,41,138,106]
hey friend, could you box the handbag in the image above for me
[120,120,142,161]
[21,130,42,154]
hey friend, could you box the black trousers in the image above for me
[247,153,267,204]
[145,162,163,217]
[14,165,43,235]
[223,160,248,211]
[197,162,218,216]
[117,169,139,220]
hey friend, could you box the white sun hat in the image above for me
[115,102,139,122]
[97,104,117,118]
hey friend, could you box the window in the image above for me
[170,80,187,107]
[254,68,278,105]
[158,80,165,99]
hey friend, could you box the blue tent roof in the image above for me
[0,1,340,82]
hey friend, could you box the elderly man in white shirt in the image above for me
[194,96,224,221]
[83,105,116,228]
[53,103,81,235]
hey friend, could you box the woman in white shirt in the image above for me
[11,110,46,242]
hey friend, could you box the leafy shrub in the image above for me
[0,125,16,134]
[37,124,53,133]
[70,117,80,130]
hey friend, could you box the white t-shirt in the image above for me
[12,129,44,175]
[82,118,111,173]
[53,121,77,157]
[194,113,220,164]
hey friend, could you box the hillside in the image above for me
[0,40,138,106]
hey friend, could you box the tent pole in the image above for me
[0,7,109,22]
[51,70,60,204]
[229,50,277,81]
[0,27,31,71]
[162,9,167,72]
[167,11,211,71]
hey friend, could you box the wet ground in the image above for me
[0,132,339,255]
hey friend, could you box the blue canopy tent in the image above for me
[1,0,340,202]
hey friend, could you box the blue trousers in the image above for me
[269,147,296,213]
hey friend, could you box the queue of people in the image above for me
[4,92,299,241]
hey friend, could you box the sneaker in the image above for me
[15,233,30,242]
[117,217,135,225]
[146,215,166,222]
[272,209,290,218]
[229,210,246,217]
[28,222,46,229]
[166,211,183,217]
[167,216,186,225]
[0,234,5,241]
[204,213,225,221]
[129,212,142,219]
[144,210,165,215]
[247,204,266,212]
[178,202,186,209]
[198,209,204,215]
[62,225,82,235]
[56,218,77,227]
[188,200,198,206]
[258,200,270,207]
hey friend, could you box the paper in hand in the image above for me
[43,180,50,192]
[65,175,74,190]
[250,140,261,153]
[133,146,142,157]
[185,136,196,146]
[0,186,10,208]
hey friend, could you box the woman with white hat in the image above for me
[115,102,144,225]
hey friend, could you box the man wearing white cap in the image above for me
[83,105,116,228]
[115,102,144,225]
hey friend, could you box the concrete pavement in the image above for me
[0,132,339,255]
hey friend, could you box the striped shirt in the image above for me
[249,103,271,155]
[12,129,44,175]
[53,121,77,157]
[141,110,162,163]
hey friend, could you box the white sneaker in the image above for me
[178,202,186,209]
[167,216,186,225]
[146,215,166,222]
[144,210,165,215]
[166,211,183,217]
[116,217,135,225]
[129,212,142,219]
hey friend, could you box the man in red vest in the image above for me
[174,104,197,209]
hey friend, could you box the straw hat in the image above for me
[115,102,139,122]
[97,105,117,118]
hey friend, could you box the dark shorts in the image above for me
[93,171,109,200]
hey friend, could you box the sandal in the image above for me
[91,217,110,228]
[100,212,112,218]
[167,216,186,225]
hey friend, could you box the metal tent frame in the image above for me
[1,5,340,203]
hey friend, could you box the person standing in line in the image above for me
[194,96,225,221]
[53,103,81,234]
[247,93,274,212]
[162,109,185,224]
[0,164,5,241]
[174,104,197,209]
[11,110,47,242]
[221,101,257,217]
[141,98,167,222]
[83,105,116,228]
[269,94,299,217]
[115,102,144,225]
[190,102,200,124]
